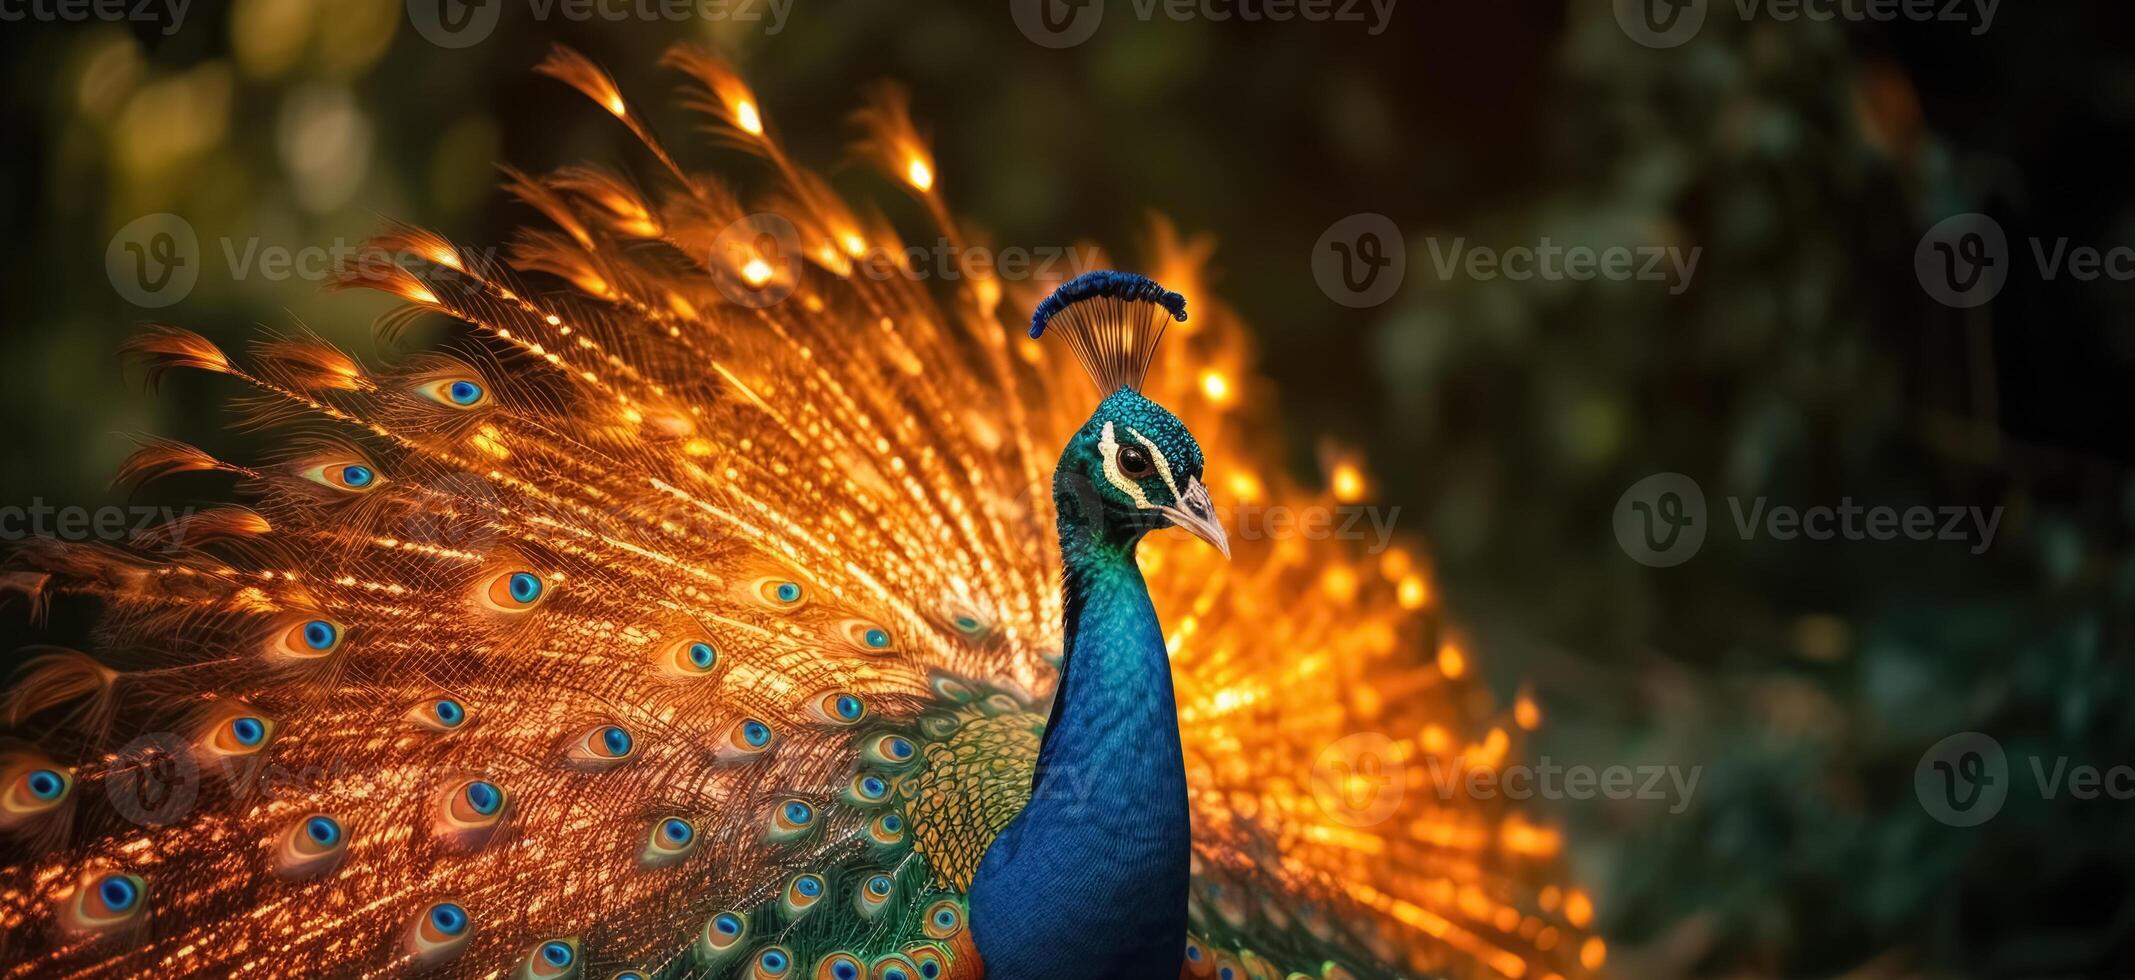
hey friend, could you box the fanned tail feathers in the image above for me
[0,46,1604,980]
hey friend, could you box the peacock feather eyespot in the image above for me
[435,778,509,843]
[815,952,866,980]
[300,459,387,493]
[844,771,892,806]
[767,798,815,841]
[853,871,895,918]
[639,815,699,867]
[751,578,807,610]
[61,870,146,933]
[518,937,579,980]
[722,717,776,759]
[415,377,489,409]
[409,695,470,731]
[661,637,721,678]
[861,733,918,767]
[201,708,276,758]
[870,955,920,980]
[2,756,74,824]
[928,676,974,703]
[780,871,826,917]
[405,899,473,961]
[695,910,749,960]
[838,619,896,654]
[917,713,960,739]
[810,691,866,725]
[920,898,965,940]
[610,972,651,980]
[481,568,551,613]
[275,813,349,878]
[272,615,346,660]
[865,810,905,847]
[565,723,637,768]
[750,946,795,980]
[901,945,948,980]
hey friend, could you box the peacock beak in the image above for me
[1157,476,1230,560]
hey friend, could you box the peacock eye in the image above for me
[273,617,345,659]
[1117,444,1155,479]
[479,569,549,612]
[405,899,473,962]
[639,816,699,866]
[565,723,637,767]
[661,638,719,678]
[300,459,387,493]
[416,378,488,409]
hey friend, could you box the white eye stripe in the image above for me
[1097,422,1153,509]
[1125,427,1182,503]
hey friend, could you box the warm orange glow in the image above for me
[734,99,763,135]
[1332,463,1366,502]
[741,257,774,286]
[1397,574,1430,610]
[1564,889,1594,927]
[905,157,934,191]
[1579,937,1606,970]
[1200,369,1232,404]
[1438,642,1467,679]
[1514,691,1542,730]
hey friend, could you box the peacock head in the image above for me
[1031,272,1229,559]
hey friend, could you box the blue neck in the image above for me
[966,509,1191,976]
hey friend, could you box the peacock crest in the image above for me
[0,44,1604,980]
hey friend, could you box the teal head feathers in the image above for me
[1032,271,1229,559]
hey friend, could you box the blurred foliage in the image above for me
[2,1,2134,976]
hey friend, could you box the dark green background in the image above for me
[3,1,2134,975]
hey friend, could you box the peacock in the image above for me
[0,46,1605,980]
